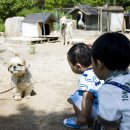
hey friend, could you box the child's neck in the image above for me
[82,65,92,72]
[87,65,92,69]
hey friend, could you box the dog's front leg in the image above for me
[13,87,22,101]
[63,33,66,45]
[11,77,22,101]
[24,86,32,99]
[61,34,64,45]
[61,33,65,45]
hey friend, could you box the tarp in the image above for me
[110,13,124,31]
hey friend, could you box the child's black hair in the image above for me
[67,43,91,67]
[91,32,130,71]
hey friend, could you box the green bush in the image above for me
[17,8,42,16]
[126,6,130,12]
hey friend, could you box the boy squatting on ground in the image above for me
[63,43,104,129]
[91,32,130,130]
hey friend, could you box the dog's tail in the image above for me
[7,47,19,56]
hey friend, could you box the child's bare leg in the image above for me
[73,104,81,115]
[67,98,81,116]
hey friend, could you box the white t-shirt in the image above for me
[98,73,130,130]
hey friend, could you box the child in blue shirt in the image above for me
[63,43,104,129]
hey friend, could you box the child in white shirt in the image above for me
[91,32,130,130]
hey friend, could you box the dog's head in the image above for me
[60,16,67,27]
[8,56,28,77]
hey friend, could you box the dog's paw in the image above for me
[13,96,22,101]
[24,95,31,99]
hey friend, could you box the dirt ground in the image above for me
[0,31,130,130]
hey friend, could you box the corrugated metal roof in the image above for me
[22,13,57,23]
[68,4,98,15]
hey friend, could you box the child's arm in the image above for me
[77,91,93,125]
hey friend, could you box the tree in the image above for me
[80,0,105,6]
[117,0,130,9]
[45,0,78,9]
[0,0,129,22]
[0,0,30,21]
[45,0,130,10]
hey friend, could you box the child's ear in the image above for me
[97,60,104,70]
[75,63,82,71]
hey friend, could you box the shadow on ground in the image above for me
[0,104,72,130]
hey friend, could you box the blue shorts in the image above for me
[68,90,97,119]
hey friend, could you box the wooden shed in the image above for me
[22,13,57,37]
[124,13,130,32]
[98,6,124,32]
[67,4,98,30]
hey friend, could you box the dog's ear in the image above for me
[24,60,30,70]
[8,65,11,72]
[7,62,12,72]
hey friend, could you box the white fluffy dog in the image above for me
[60,16,73,45]
[8,54,33,101]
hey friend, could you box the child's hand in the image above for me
[77,116,86,125]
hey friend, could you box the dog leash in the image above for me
[0,87,14,94]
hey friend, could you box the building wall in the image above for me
[49,21,54,33]
[39,21,54,36]
[124,16,130,29]
[70,11,98,30]
[22,23,39,37]
[22,21,55,37]
[85,15,98,30]
[5,17,24,37]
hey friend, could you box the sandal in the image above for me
[63,117,88,129]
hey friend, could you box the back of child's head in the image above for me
[67,43,91,67]
[91,32,130,71]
